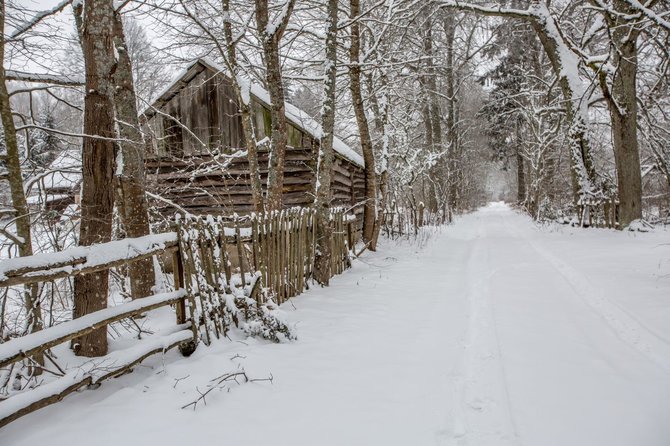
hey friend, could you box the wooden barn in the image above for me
[142,58,366,219]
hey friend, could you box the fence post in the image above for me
[174,225,199,356]
[235,216,247,290]
[172,249,186,325]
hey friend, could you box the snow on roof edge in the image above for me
[144,58,364,168]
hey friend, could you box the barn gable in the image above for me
[142,58,364,167]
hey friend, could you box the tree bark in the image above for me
[365,65,390,250]
[349,0,377,247]
[598,0,643,227]
[220,0,264,213]
[112,11,155,299]
[73,0,117,357]
[314,0,338,285]
[254,0,296,211]
[421,16,443,213]
[515,121,526,204]
[516,150,526,205]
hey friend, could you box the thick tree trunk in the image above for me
[603,0,643,227]
[419,79,437,211]
[112,11,155,299]
[349,0,377,247]
[0,1,43,369]
[254,0,296,211]
[517,151,526,205]
[314,0,338,285]
[263,45,288,211]
[73,0,117,357]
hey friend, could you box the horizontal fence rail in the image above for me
[0,290,187,369]
[0,233,194,429]
[0,233,179,288]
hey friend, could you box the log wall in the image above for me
[143,62,365,221]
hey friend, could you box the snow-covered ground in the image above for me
[3,202,670,446]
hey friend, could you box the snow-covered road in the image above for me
[4,203,670,445]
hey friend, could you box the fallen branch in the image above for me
[181,369,273,410]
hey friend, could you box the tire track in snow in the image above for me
[501,214,670,375]
[446,222,521,446]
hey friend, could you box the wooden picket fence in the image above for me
[177,207,355,307]
[0,206,357,428]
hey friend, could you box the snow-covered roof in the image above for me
[144,58,364,168]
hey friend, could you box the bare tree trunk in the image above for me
[254,0,296,211]
[349,0,377,247]
[515,121,526,204]
[0,0,43,369]
[112,11,155,299]
[598,0,642,227]
[421,16,443,213]
[222,0,264,213]
[365,67,390,251]
[314,0,338,285]
[419,78,437,211]
[73,0,117,357]
[443,14,459,212]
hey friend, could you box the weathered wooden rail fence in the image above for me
[0,233,192,428]
[576,198,619,228]
[0,207,355,428]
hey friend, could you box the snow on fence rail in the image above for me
[0,233,179,287]
[0,233,193,429]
